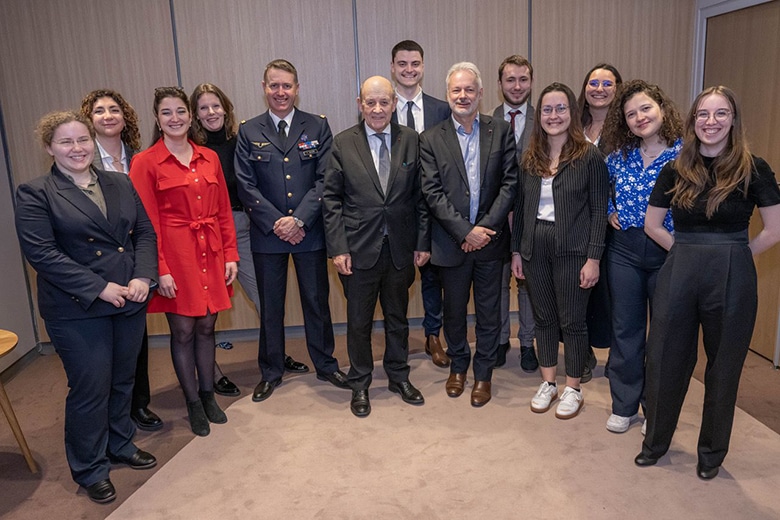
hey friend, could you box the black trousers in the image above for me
[339,240,415,390]
[642,230,756,468]
[131,327,150,410]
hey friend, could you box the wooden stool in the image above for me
[0,329,38,473]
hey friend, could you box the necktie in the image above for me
[278,119,288,147]
[373,133,390,194]
[406,101,416,130]
[509,110,521,134]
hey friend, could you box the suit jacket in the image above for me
[420,114,518,267]
[492,103,535,162]
[323,122,429,270]
[391,92,451,131]
[91,141,136,172]
[511,145,609,261]
[15,165,157,320]
[235,108,332,254]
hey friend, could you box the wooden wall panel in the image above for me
[531,0,695,111]
[704,1,780,360]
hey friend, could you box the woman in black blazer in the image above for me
[511,83,608,420]
[15,111,158,504]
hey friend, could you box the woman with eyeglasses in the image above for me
[511,83,609,419]
[130,87,239,437]
[577,64,624,381]
[599,80,683,434]
[635,86,780,479]
[15,111,158,503]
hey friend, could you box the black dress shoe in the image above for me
[495,342,510,368]
[520,346,539,373]
[252,379,281,402]
[316,370,351,389]
[109,449,157,470]
[634,452,660,467]
[350,389,371,417]
[284,356,310,373]
[85,479,116,504]
[131,407,164,431]
[388,380,424,405]
[696,463,720,480]
[214,376,241,397]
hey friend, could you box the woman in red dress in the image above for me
[130,86,238,436]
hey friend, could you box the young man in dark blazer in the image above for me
[420,63,518,407]
[389,40,451,369]
[323,76,431,418]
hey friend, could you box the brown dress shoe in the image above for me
[471,380,492,407]
[426,335,450,368]
[445,372,466,397]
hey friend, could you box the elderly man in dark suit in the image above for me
[420,62,518,407]
[323,76,431,418]
[389,40,452,369]
[491,55,540,373]
[235,59,349,403]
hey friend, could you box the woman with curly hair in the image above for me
[599,80,683,434]
[80,89,163,432]
[635,86,780,479]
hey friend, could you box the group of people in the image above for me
[13,39,780,503]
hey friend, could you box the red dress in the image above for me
[130,139,238,316]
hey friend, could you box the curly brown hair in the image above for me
[79,89,141,151]
[36,110,95,148]
[601,79,683,156]
[189,83,238,145]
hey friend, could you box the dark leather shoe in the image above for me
[696,463,720,480]
[214,376,240,397]
[445,372,466,397]
[316,369,351,389]
[85,478,116,504]
[471,380,492,407]
[425,335,450,368]
[284,355,310,373]
[634,452,660,467]
[388,380,424,405]
[131,407,163,431]
[350,389,371,417]
[252,379,281,402]
[495,342,510,367]
[109,449,157,470]
[520,346,539,373]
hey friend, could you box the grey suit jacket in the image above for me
[323,122,429,271]
[420,114,518,267]
[492,103,535,162]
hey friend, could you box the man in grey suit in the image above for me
[420,62,518,407]
[491,55,540,373]
[323,76,431,418]
[389,39,452,369]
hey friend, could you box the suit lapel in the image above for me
[52,168,116,239]
[478,116,493,189]
[441,120,468,187]
[286,110,306,154]
[354,125,385,197]
[100,172,121,231]
[386,124,405,196]
[262,111,287,153]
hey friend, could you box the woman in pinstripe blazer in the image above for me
[511,83,609,420]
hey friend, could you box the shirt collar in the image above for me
[269,108,295,129]
[453,113,480,134]
[364,122,391,137]
[503,101,527,118]
[395,88,423,107]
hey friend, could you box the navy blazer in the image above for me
[323,122,429,270]
[235,109,332,254]
[15,166,157,320]
[391,92,451,131]
[420,114,518,267]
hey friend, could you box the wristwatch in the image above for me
[293,216,304,228]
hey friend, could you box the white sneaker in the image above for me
[641,419,647,436]
[606,413,639,433]
[555,386,584,419]
[530,381,558,413]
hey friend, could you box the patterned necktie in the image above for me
[373,133,390,194]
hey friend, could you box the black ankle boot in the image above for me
[199,391,227,424]
[186,399,210,436]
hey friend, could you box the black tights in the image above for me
[166,312,218,402]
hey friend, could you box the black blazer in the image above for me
[323,122,429,270]
[512,145,609,261]
[420,114,518,267]
[15,165,157,320]
[391,92,452,131]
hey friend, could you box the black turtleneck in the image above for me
[203,128,241,210]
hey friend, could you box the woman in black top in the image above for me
[636,86,780,479]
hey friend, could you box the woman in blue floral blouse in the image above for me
[599,80,683,434]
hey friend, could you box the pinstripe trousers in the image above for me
[522,220,590,378]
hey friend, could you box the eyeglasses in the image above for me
[587,79,615,89]
[540,104,569,115]
[695,109,732,122]
[53,136,92,147]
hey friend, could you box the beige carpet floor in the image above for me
[106,351,780,520]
